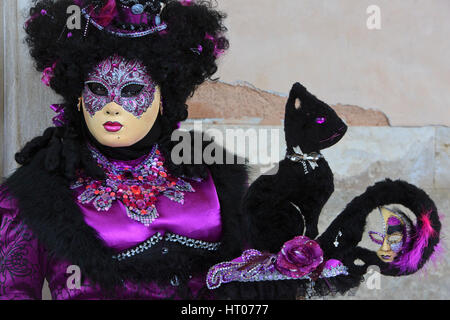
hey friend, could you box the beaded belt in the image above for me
[112,232,221,261]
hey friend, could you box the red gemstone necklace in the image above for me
[70,144,196,226]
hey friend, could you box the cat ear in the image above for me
[294,97,302,110]
[286,82,306,113]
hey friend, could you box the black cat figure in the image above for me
[243,82,347,252]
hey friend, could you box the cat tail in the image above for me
[317,179,442,277]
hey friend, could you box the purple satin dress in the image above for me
[0,159,222,300]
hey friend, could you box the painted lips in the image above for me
[103,121,123,132]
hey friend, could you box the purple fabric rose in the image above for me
[275,236,324,278]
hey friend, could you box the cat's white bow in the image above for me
[293,146,319,170]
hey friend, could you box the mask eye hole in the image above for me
[369,231,384,245]
[87,82,108,96]
[387,233,403,244]
[315,117,326,124]
[121,84,145,98]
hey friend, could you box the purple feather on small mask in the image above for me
[392,210,438,273]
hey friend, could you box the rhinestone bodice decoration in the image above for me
[71,144,197,226]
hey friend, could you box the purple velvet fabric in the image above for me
[0,193,48,299]
[0,166,222,300]
[75,166,222,252]
[45,260,207,300]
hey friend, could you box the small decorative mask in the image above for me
[369,207,407,263]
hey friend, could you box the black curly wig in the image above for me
[17,0,228,180]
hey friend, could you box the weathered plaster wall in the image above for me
[214,0,450,127]
[187,81,390,126]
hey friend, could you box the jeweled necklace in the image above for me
[71,144,196,226]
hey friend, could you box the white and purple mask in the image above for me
[369,207,408,263]
[82,54,157,118]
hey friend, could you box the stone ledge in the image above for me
[179,124,449,191]
[178,123,450,299]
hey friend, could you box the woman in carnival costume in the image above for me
[0,0,441,299]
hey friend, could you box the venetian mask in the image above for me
[81,54,160,147]
[369,207,407,263]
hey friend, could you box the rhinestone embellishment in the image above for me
[71,144,197,226]
[164,233,221,251]
[206,250,348,290]
[112,233,164,261]
[131,4,144,14]
[112,232,221,261]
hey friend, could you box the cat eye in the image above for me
[87,82,108,96]
[315,117,326,124]
[121,84,145,97]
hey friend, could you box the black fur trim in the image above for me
[242,158,334,252]
[2,131,249,298]
[213,273,363,300]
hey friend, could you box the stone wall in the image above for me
[180,123,449,191]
